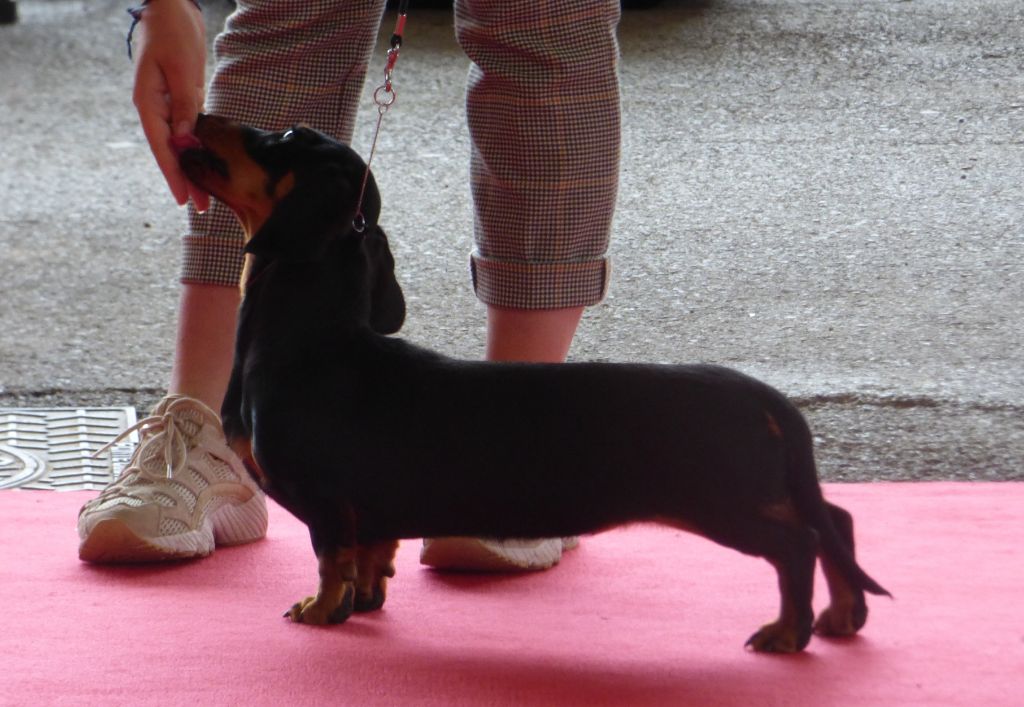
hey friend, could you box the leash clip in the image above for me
[384,7,406,84]
[377,9,405,108]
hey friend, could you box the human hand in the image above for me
[130,0,209,211]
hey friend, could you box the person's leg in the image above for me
[79,0,387,563]
[486,306,584,364]
[169,283,240,411]
[461,0,621,314]
[421,0,621,571]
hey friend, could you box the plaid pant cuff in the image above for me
[470,252,611,310]
[180,235,245,288]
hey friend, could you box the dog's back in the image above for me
[265,346,799,542]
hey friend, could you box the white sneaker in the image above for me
[77,395,268,563]
[420,536,579,572]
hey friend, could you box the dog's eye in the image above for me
[282,129,295,141]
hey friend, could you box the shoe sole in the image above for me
[420,537,566,572]
[78,519,212,563]
[78,493,268,564]
[211,491,269,546]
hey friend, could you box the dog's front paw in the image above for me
[354,540,398,613]
[354,579,388,613]
[285,583,355,625]
[745,620,812,653]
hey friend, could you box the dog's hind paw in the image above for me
[814,601,868,637]
[745,620,812,653]
[285,583,355,625]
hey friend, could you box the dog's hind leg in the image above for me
[354,540,399,613]
[697,515,818,653]
[745,524,818,653]
[813,502,869,637]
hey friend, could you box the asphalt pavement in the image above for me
[1,0,1021,480]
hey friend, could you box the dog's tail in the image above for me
[782,404,892,598]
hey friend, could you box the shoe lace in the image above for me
[94,408,195,481]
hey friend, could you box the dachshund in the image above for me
[178,114,889,653]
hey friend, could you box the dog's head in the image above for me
[178,114,404,334]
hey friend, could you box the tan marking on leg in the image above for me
[746,559,808,653]
[226,435,251,462]
[286,547,357,625]
[355,540,399,612]
[814,505,869,637]
[814,554,868,636]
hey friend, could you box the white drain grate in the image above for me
[0,408,138,491]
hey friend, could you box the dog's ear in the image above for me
[245,163,359,261]
[364,226,406,335]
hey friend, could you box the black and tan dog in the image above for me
[179,114,889,653]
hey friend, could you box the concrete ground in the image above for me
[1,0,1021,480]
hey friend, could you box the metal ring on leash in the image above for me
[373,85,397,111]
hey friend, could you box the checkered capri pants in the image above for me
[184,0,621,310]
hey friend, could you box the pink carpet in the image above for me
[1,483,1021,706]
